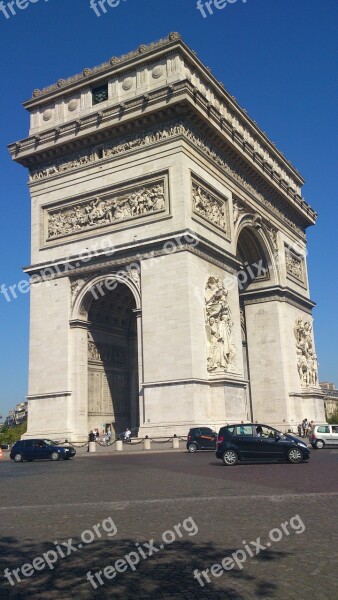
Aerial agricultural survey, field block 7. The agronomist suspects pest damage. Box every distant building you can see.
[4,402,28,426]
[320,383,338,418]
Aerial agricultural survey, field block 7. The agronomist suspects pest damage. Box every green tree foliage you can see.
[327,410,338,424]
[0,421,27,445]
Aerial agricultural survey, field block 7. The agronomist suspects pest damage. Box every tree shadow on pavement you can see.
[0,535,290,600]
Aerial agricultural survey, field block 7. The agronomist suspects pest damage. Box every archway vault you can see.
[71,272,141,322]
[70,273,142,438]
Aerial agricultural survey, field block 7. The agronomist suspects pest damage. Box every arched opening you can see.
[236,227,271,422]
[86,283,139,437]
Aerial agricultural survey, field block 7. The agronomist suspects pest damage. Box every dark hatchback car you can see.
[216,423,310,465]
[187,427,217,452]
[10,439,76,462]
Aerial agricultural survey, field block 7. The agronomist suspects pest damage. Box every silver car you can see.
[309,424,338,449]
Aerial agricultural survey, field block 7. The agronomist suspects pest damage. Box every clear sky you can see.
[0,0,337,419]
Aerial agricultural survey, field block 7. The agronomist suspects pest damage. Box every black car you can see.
[187,427,217,452]
[10,439,76,462]
[216,423,310,465]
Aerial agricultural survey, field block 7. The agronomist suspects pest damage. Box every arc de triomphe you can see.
[9,34,325,440]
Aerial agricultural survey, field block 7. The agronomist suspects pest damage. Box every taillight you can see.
[217,436,224,444]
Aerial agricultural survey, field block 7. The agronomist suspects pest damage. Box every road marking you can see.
[266,542,271,547]
[1,492,338,511]
[78,543,83,548]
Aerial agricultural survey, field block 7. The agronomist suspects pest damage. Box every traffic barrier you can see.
[116,440,123,451]
[88,441,96,453]
[144,437,151,450]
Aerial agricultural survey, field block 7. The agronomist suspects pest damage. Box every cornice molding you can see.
[10,34,308,199]
[241,285,315,313]
[23,230,241,280]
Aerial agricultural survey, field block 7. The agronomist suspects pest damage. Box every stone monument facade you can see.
[9,33,325,440]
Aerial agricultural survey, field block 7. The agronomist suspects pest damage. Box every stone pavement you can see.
[0,450,337,600]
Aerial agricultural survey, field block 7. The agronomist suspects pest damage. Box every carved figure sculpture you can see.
[47,182,166,239]
[294,317,318,386]
[192,183,227,233]
[205,276,238,374]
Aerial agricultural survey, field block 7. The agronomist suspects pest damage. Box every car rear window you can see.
[200,428,213,435]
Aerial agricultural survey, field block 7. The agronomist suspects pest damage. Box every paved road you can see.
[0,450,337,599]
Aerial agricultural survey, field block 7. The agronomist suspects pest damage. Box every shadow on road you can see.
[0,535,290,599]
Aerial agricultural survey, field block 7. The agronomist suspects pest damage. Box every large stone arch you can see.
[71,272,141,322]
[69,273,143,440]
[235,220,279,290]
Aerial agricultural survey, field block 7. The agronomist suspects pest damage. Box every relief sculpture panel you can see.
[192,178,229,238]
[45,175,167,241]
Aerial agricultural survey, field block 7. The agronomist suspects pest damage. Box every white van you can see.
[309,424,338,449]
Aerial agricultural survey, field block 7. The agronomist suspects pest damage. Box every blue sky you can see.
[0,0,337,418]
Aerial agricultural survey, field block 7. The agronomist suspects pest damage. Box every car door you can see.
[23,440,33,459]
[329,426,338,446]
[255,426,285,459]
[233,425,259,458]
[33,440,50,459]
[199,428,216,449]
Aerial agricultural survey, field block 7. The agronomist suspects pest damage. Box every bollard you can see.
[172,437,180,449]
[144,437,151,450]
[88,441,96,453]
[116,440,123,451]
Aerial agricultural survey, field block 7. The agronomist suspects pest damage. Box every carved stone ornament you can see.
[30,118,303,236]
[294,317,318,387]
[192,181,229,235]
[285,247,305,283]
[205,277,239,374]
[46,179,166,240]
[233,200,246,225]
[88,339,127,366]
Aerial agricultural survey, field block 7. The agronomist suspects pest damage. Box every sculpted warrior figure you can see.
[205,276,238,374]
[294,317,318,386]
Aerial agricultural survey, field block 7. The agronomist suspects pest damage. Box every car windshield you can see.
[43,439,57,446]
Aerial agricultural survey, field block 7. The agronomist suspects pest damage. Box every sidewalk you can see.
[75,438,187,457]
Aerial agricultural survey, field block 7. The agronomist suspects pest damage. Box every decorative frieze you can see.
[192,178,229,237]
[30,148,98,180]
[45,175,167,241]
[294,317,318,387]
[205,276,239,374]
[32,118,304,236]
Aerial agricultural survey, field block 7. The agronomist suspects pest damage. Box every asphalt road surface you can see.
[1,449,337,599]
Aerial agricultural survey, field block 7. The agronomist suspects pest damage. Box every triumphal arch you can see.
[9,34,325,440]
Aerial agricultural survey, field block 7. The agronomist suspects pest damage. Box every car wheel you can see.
[315,440,325,449]
[51,451,60,461]
[287,448,303,464]
[14,453,23,462]
[188,443,198,453]
[222,450,238,466]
